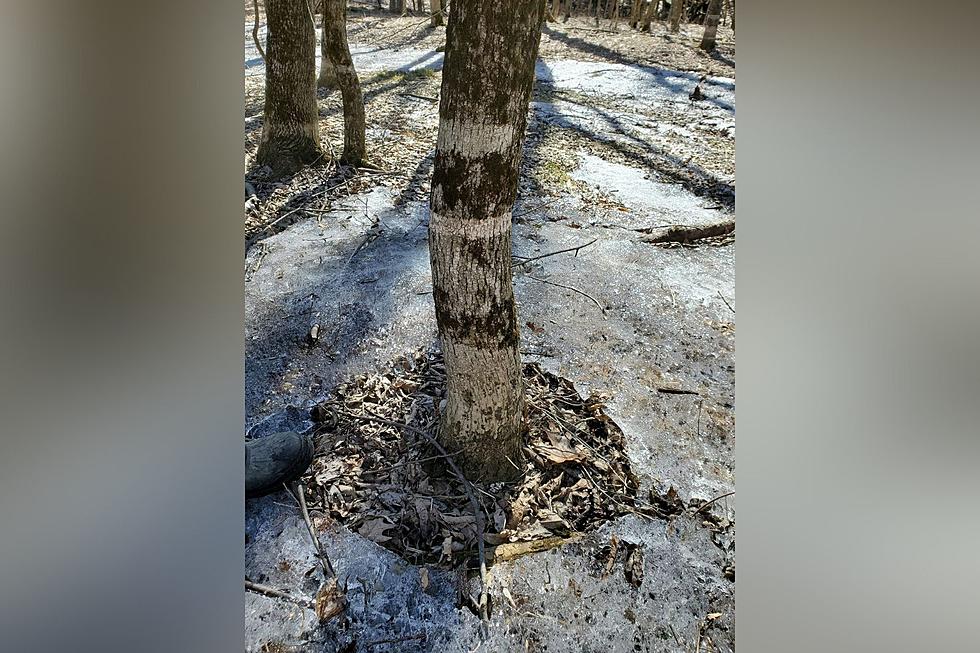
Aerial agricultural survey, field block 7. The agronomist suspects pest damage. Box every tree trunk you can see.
[251,0,266,61]
[428,0,545,481]
[668,0,683,32]
[699,0,721,50]
[551,0,562,23]
[628,0,642,27]
[430,0,444,26]
[641,0,657,31]
[322,0,366,165]
[317,1,338,89]
[256,0,323,177]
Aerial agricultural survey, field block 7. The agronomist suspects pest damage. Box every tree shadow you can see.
[244,156,437,427]
[532,59,734,210]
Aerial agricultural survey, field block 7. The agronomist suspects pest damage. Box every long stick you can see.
[287,482,336,580]
[512,239,597,266]
[245,580,315,609]
[526,274,606,314]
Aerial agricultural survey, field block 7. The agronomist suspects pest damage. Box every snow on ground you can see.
[244,19,735,653]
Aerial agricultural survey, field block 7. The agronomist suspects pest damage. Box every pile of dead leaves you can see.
[303,349,644,566]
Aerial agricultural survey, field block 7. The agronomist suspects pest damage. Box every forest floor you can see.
[244,6,734,653]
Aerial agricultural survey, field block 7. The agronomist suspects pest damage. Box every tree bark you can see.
[430,0,444,26]
[641,0,658,31]
[428,0,545,482]
[668,0,683,32]
[252,0,266,61]
[322,0,366,165]
[317,1,338,89]
[256,0,324,177]
[628,0,643,28]
[699,0,721,50]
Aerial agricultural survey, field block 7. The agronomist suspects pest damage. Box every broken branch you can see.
[512,239,597,266]
[245,580,314,609]
[644,220,734,244]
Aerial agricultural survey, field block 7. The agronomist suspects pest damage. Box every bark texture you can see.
[699,0,721,50]
[668,0,684,32]
[256,0,324,177]
[430,0,444,26]
[428,0,546,481]
[322,0,366,165]
[318,4,338,89]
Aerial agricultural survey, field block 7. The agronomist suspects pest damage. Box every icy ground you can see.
[245,19,734,653]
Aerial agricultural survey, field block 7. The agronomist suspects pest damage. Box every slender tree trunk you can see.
[629,0,643,28]
[552,0,562,23]
[428,0,545,481]
[668,0,683,32]
[322,0,366,165]
[252,0,266,61]
[430,0,444,26]
[641,0,657,31]
[318,1,338,89]
[256,0,323,177]
[699,0,721,50]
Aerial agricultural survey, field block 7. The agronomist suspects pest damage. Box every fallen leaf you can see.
[533,442,585,465]
[358,517,394,543]
[315,578,345,622]
[502,586,517,609]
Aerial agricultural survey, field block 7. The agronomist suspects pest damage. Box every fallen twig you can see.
[657,387,700,395]
[245,580,314,609]
[717,291,735,314]
[526,274,605,314]
[400,92,439,102]
[512,239,597,266]
[689,491,735,516]
[287,482,336,579]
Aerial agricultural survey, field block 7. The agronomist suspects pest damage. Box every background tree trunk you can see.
[252,0,266,61]
[428,0,545,482]
[322,0,366,165]
[317,1,338,89]
[668,0,683,32]
[629,0,643,28]
[641,0,658,31]
[430,0,444,27]
[699,0,721,50]
[256,0,323,177]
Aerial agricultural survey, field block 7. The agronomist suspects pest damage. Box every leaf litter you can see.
[303,348,670,567]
